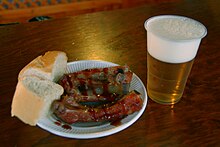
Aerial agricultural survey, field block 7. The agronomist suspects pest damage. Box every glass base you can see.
[147,89,182,105]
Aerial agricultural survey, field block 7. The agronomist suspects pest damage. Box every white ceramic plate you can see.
[37,60,147,139]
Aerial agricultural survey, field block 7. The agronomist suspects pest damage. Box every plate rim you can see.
[37,60,148,139]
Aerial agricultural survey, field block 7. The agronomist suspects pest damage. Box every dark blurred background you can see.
[0,0,178,24]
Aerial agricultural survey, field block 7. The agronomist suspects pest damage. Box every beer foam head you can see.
[144,15,207,63]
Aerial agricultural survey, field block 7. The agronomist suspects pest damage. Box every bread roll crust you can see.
[11,51,67,126]
[18,51,67,82]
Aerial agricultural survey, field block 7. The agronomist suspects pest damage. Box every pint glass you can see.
[144,15,207,104]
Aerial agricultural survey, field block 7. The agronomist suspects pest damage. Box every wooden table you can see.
[1,0,220,146]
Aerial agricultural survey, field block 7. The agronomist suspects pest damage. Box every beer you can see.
[144,15,207,104]
[147,52,194,104]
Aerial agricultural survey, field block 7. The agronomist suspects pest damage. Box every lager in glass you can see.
[144,15,207,104]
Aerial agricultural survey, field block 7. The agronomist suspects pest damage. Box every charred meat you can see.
[59,65,133,102]
[52,65,143,124]
[52,91,143,124]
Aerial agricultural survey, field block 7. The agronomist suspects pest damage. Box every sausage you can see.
[52,91,143,124]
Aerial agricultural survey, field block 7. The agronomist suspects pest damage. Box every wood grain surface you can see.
[0,0,220,146]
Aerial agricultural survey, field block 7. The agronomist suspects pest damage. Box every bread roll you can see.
[18,51,67,82]
[11,76,64,126]
[11,51,67,126]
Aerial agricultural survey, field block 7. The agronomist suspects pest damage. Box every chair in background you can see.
[0,0,178,24]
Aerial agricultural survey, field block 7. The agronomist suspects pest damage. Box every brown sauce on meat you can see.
[53,66,139,125]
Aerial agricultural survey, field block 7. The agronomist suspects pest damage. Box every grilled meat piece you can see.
[52,91,143,124]
[59,65,133,102]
